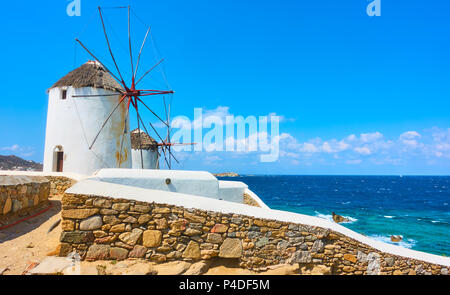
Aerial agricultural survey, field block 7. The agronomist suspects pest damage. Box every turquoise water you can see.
[219,175,450,256]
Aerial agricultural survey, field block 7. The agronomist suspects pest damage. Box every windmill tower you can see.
[131,128,159,169]
[43,60,132,175]
[44,6,188,174]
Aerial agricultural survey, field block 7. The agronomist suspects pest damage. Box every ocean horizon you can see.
[218,175,450,257]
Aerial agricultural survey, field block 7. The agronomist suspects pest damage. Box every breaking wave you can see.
[314,211,358,224]
[368,234,416,249]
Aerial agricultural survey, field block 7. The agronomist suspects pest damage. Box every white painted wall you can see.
[90,168,219,199]
[131,148,159,169]
[218,180,247,203]
[43,87,131,176]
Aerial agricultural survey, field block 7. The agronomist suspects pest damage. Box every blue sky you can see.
[1,0,449,175]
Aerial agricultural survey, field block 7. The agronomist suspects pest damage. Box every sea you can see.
[218,175,450,257]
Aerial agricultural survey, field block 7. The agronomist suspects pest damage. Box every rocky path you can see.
[0,196,62,275]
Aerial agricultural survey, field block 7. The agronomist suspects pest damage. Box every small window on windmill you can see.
[61,89,67,100]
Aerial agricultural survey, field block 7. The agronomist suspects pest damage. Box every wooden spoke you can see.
[135,100,144,169]
[134,27,151,80]
[72,93,123,97]
[75,6,184,169]
[135,58,164,86]
[118,104,130,167]
[139,91,174,97]
[128,6,134,82]
[136,97,169,127]
[98,7,127,87]
[136,111,161,157]
[89,95,126,149]
[75,38,124,87]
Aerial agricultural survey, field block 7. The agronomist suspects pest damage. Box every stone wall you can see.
[59,193,449,275]
[0,176,50,221]
[243,193,261,207]
[46,176,77,196]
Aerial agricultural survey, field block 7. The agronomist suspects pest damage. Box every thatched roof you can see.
[131,129,158,150]
[49,61,123,93]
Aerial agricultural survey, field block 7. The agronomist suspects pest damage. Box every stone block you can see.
[143,230,162,248]
[62,208,99,219]
[79,216,103,231]
[219,238,242,258]
[60,231,94,244]
[110,247,128,260]
[86,244,110,261]
[182,241,201,259]
[119,228,143,246]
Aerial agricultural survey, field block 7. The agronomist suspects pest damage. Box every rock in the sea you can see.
[332,212,349,223]
[390,235,403,242]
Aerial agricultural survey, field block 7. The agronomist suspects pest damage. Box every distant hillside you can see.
[0,155,43,171]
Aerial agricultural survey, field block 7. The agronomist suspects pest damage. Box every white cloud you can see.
[360,131,383,143]
[400,131,421,140]
[275,128,441,164]
[346,134,357,142]
[354,146,371,155]
[399,131,422,148]
[171,126,450,171]
[321,142,333,153]
[302,143,319,153]
[268,112,296,123]
[1,144,20,151]
[1,144,35,158]
[346,159,362,164]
